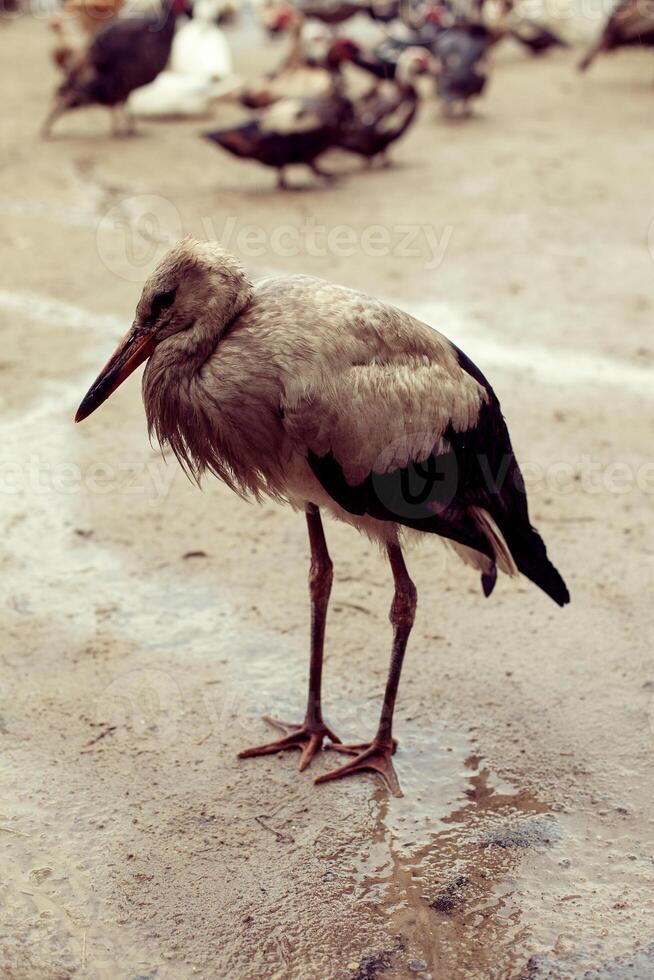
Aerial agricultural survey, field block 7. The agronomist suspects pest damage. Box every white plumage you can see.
[129,71,236,117]
[129,1,235,118]
[170,1,232,78]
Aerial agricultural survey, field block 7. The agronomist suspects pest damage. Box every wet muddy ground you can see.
[1,13,654,979]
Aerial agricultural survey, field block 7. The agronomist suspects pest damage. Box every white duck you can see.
[129,73,234,118]
[170,0,232,78]
[129,0,235,118]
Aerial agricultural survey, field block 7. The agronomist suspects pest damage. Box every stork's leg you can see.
[238,505,341,771]
[315,542,416,797]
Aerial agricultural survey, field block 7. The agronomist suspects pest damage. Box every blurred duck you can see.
[42,0,190,137]
[206,0,241,23]
[128,0,235,117]
[578,0,654,71]
[63,0,123,36]
[347,8,446,80]
[240,32,358,108]
[49,17,79,73]
[300,0,400,22]
[49,0,123,75]
[363,6,492,115]
[203,91,351,188]
[432,23,495,117]
[129,72,238,118]
[262,0,398,26]
[262,5,333,66]
[170,0,233,78]
[349,36,403,80]
[337,46,437,165]
[508,17,568,55]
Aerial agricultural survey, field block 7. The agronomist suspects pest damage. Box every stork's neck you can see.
[143,274,253,406]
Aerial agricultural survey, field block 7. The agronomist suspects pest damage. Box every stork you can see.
[76,239,570,796]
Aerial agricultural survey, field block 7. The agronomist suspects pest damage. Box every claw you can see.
[238,715,341,771]
[316,739,403,797]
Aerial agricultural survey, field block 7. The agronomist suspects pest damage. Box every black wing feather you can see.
[307,346,570,607]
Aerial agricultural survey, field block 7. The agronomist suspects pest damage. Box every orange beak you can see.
[75,327,155,422]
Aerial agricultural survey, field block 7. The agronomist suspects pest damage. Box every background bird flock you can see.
[23,0,652,185]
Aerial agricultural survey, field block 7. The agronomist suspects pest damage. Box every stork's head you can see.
[75,238,252,422]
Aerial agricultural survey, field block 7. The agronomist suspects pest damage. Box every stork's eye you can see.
[148,288,177,323]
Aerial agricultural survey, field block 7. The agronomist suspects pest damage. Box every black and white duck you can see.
[204,90,351,188]
[337,46,437,165]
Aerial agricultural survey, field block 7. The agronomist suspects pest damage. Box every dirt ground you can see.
[1,12,654,980]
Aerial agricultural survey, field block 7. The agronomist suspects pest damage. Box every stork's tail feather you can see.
[506,524,570,607]
[471,506,570,607]
[470,507,518,578]
[481,564,497,598]
[514,548,570,607]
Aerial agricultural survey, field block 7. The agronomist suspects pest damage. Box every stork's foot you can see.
[315,738,402,797]
[238,716,342,771]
